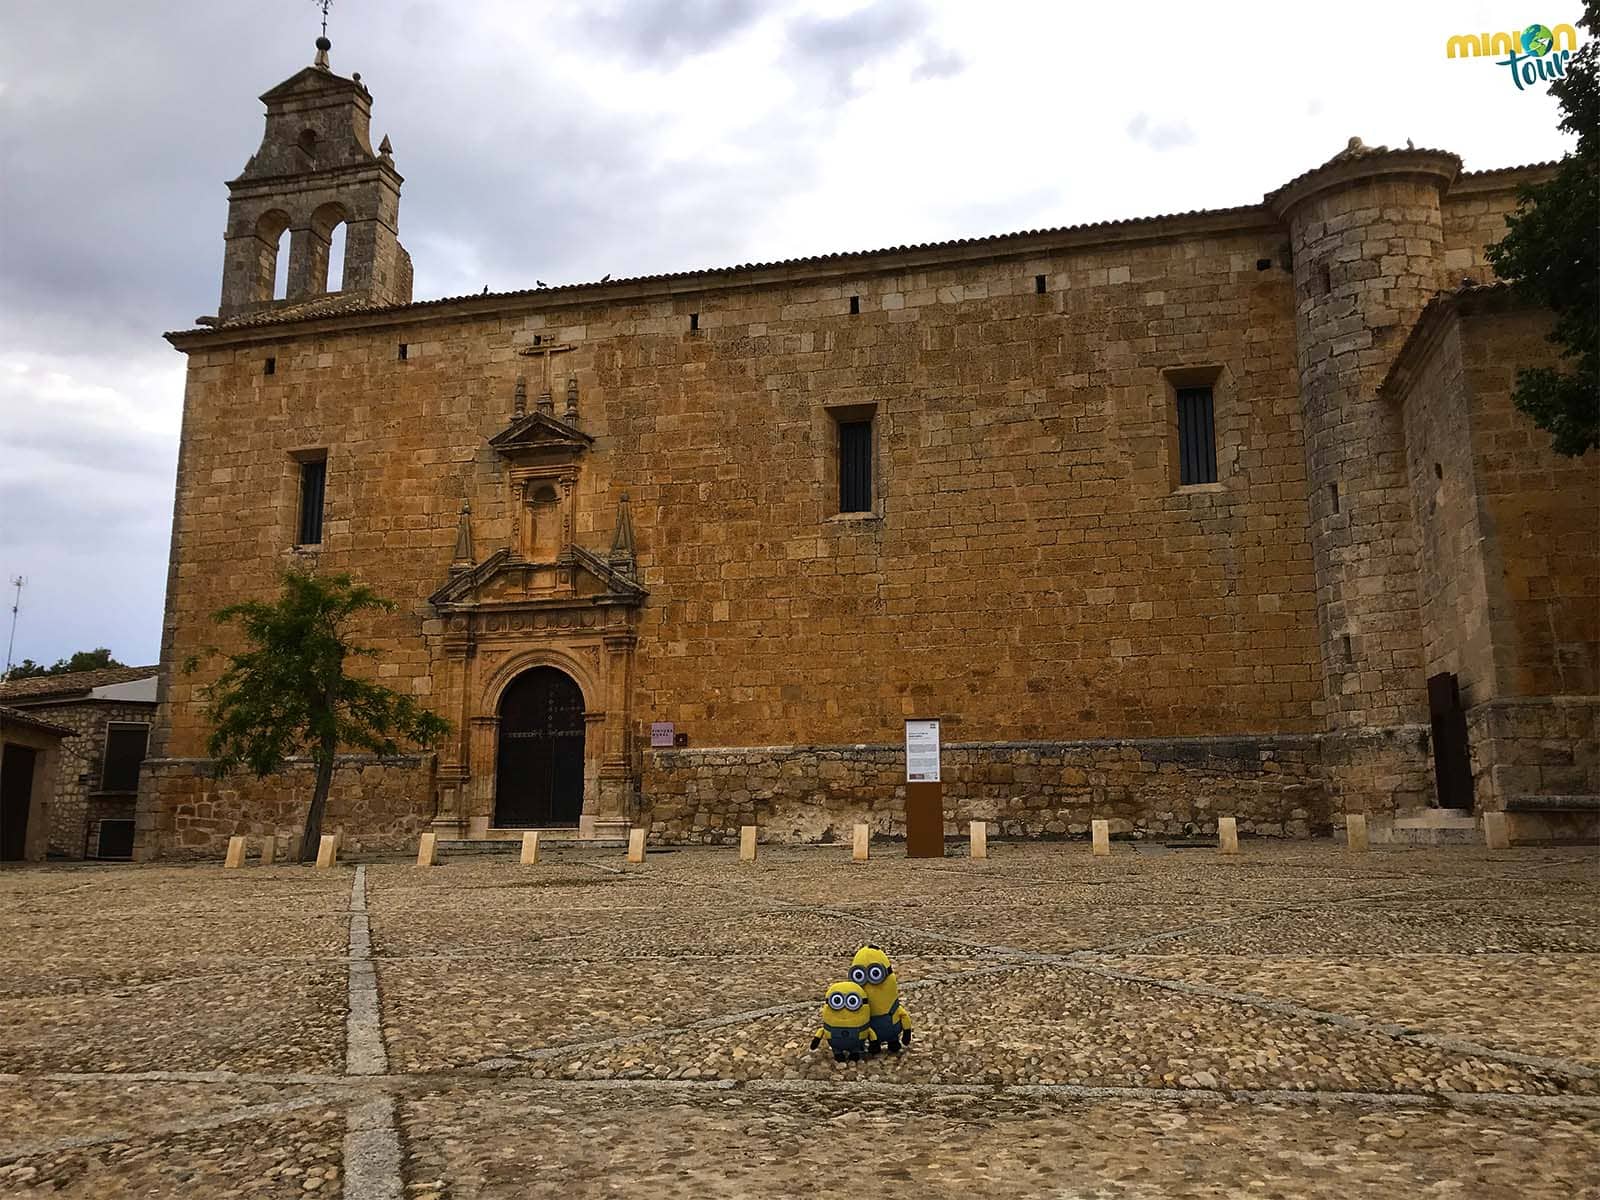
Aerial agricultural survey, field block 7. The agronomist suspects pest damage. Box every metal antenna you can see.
[4,576,24,679]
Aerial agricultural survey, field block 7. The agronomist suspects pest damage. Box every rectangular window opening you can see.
[689,312,699,332]
[849,295,860,315]
[100,724,149,793]
[397,342,409,360]
[264,356,276,376]
[1034,274,1048,294]
[838,419,873,513]
[1342,633,1353,660]
[1175,387,1218,486]
[1329,482,1340,514]
[297,455,328,546]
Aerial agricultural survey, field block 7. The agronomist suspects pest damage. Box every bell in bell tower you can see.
[215,34,412,319]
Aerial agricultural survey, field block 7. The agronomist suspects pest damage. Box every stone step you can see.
[1390,808,1480,847]
[1392,808,1477,830]
[1504,794,1600,813]
[436,838,631,854]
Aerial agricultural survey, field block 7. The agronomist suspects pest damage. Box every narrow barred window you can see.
[1175,387,1217,485]
[298,457,327,545]
[838,420,873,513]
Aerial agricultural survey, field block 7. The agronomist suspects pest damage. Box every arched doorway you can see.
[495,666,585,827]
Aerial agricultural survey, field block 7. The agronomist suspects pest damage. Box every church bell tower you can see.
[215,35,412,319]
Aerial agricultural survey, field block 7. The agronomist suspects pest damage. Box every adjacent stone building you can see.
[1,707,73,862]
[134,43,1598,858]
[0,666,158,858]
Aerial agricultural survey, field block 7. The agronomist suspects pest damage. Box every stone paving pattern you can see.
[0,842,1596,1197]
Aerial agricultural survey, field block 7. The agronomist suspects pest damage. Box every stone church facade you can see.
[134,47,1597,858]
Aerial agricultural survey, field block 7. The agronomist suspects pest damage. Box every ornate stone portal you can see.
[427,378,645,840]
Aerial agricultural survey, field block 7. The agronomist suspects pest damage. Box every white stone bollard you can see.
[1483,810,1510,850]
[415,831,437,868]
[1218,817,1239,855]
[1345,813,1369,852]
[224,836,246,869]
[260,835,277,866]
[627,828,647,864]
[739,825,758,861]
[969,820,987,859]
[852,823,870,862]
[1091,819,1110,857]
[520,831,541,865]
[315,834,338,870]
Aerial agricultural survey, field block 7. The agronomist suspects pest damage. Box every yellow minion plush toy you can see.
[850,944,913,1052]
[810,981,877,1061]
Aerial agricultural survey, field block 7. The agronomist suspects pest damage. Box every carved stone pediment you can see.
[429,547,645,612]
[488,411,593,464]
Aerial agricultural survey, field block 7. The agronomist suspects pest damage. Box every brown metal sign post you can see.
[904,718,945,858]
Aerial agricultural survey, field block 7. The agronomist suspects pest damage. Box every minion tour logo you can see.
[1446,23,1582,91]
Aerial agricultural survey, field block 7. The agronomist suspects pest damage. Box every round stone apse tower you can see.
[1267,142,1461,806]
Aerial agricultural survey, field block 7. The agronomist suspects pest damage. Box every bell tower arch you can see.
[217,37,412,318]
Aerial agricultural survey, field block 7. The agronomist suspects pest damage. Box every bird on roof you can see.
[536,280,547,288]
[1406,138,1415,149]
[600,273,612,282]
[482,285,488,294]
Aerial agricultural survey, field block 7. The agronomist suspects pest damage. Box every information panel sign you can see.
[905,718,941,783]
[650,722,676,748]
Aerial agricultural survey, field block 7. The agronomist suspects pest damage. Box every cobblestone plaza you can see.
[1,841,1596,1197]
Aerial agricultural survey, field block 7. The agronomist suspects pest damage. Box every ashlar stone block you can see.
[1483,810,1510,850]
[1218,816,1240,855]
[416,831,437,868]
[1091,819,1110,857]
[627,827,647,863]
[315,834,338,870]
[1345,813,1369,851]
[520,831,540,864]
[739,825,757,861]
[969,820,987,859]
[852,823,870,862]
[224,836,246,869]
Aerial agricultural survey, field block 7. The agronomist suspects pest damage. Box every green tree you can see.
[3,647,126,681]
[188,571,450,862]
[1485,2,1600,456]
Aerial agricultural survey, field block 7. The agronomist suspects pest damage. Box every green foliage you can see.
[194,571,450,778]
[4,647,126,681]
[1484,0,1600,456]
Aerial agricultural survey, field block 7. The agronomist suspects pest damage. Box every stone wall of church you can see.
[640,734,1333,845]
[138,755,433,859]
[140,161,1547,854]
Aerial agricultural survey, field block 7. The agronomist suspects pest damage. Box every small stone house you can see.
[1,708,72,862]
[0,666,159,858]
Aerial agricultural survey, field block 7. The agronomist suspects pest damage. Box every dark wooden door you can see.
[1,745,37,861]
[1427,671,1475,810]
[495,668,585,827]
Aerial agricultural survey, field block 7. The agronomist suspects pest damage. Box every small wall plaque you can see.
[650,722,675,748]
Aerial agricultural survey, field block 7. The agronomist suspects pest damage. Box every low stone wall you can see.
[135,755,436,860]
[1468,696,1600,810]
[640,735,1338,845]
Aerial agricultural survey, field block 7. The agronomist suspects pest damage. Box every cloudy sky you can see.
[0,0,1582,669]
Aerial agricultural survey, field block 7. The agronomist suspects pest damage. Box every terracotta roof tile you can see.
[0,664,159,703]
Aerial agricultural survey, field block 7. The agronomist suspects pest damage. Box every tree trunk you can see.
[298,739,337,862]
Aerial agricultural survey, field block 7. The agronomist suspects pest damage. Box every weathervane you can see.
[314,0,332,38]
